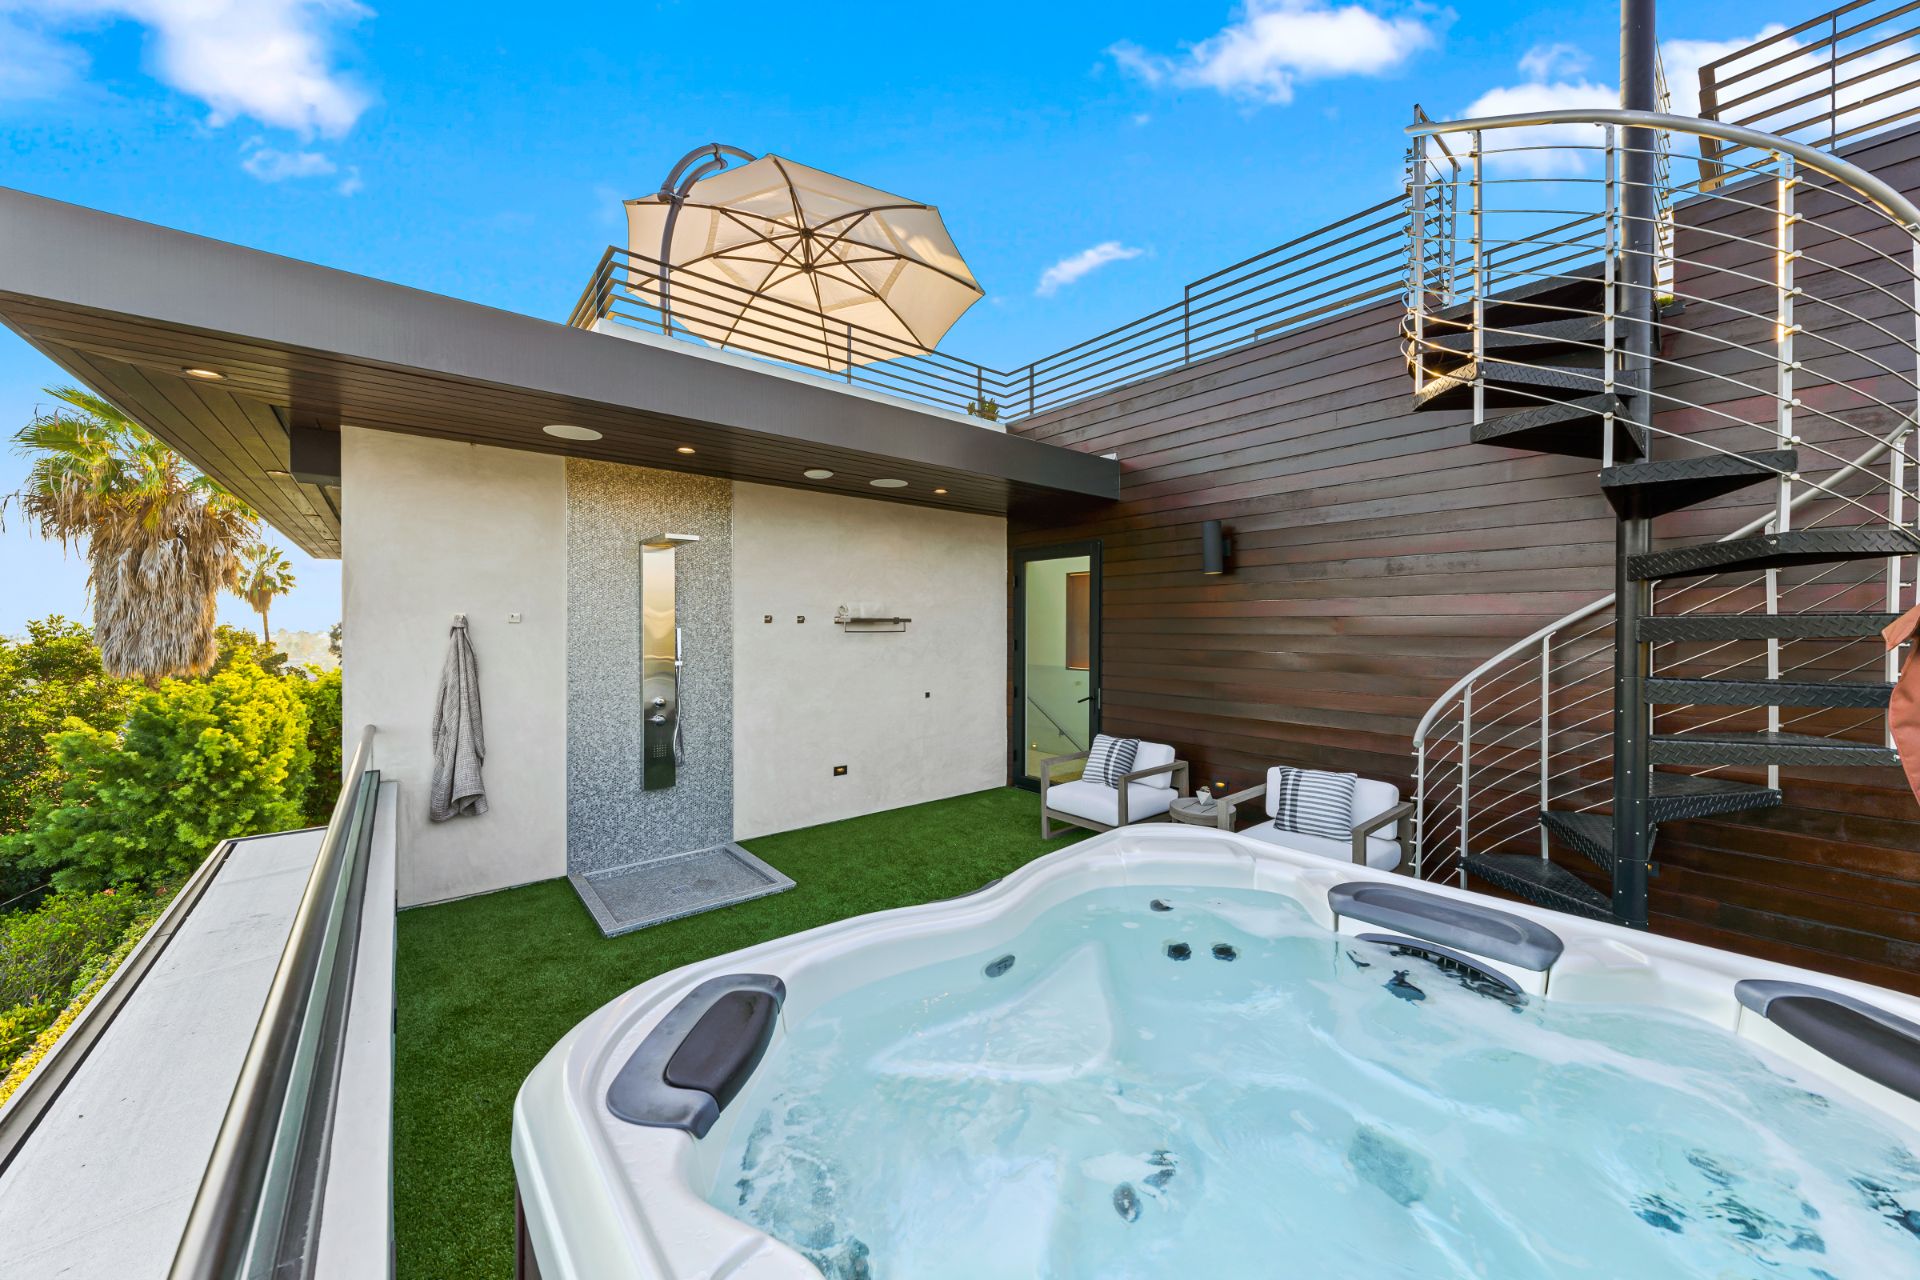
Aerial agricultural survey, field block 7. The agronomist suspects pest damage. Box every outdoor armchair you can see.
[1040,741,1189,838]
[1216,768,1415,871]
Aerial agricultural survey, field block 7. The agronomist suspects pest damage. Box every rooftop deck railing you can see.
[569,194,1439,424]
[1698,0,1920,184]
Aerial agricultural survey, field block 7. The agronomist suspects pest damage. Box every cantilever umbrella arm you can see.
[656,143,757,330]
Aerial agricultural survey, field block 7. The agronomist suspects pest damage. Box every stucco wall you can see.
[340,429,567,907]
[731,482,1008,839]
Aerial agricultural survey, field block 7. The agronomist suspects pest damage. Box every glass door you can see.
[1013,543,1100,788]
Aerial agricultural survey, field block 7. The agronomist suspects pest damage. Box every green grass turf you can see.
[393,785,1084,1280]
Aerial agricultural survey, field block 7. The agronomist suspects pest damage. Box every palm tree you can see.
[233,542,298,645]
[5,387,257,681]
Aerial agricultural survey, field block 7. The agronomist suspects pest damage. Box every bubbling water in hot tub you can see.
[704,887,1920,1279]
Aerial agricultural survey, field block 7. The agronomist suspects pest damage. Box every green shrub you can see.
[0,619,134,899]
[3,658,312,892]
[0,902,158,1100]
[0,887,145,1008]
[296,668,344,826]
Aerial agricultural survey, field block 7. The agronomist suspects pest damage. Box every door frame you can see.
[1010,540,1103,790]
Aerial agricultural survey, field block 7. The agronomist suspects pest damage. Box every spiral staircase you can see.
[1405,109,1920,925]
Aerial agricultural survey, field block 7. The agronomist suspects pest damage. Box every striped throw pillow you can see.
[1085,734,1140,789]
[1271,767,1357,842]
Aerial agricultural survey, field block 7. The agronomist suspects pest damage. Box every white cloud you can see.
[241,143,336,182]
[1517,42,1587,84]
[1112,0,1441,106]
[1036,241,1144,297]
[0,12,89,103]
[1459,67,1619,177]
[12,0,372,136]
[335,165,362,196]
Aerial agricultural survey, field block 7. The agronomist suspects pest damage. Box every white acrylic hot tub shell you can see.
[512,825,1920,1280]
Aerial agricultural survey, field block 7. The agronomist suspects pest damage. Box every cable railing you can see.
[169,726,382,1280]
[1403,108,1920,885]
[1699,0,1920,186]
[569,193,1442,424]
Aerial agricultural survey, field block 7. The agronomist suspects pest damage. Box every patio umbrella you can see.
[625,146,983,373]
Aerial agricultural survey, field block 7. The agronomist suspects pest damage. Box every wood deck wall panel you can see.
[1013,123,1920,994]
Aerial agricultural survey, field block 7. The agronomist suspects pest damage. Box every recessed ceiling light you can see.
[803,468,834,480]
[542,423,602,441]
[181,367,224,381]
[933,487,948,495]
[266,468,292,479]
[676,445,697,455]
[870,478,907,489]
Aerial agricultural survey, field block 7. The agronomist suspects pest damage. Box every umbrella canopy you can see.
[625,152,983,372]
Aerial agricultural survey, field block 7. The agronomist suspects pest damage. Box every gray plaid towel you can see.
[429,617,487,821]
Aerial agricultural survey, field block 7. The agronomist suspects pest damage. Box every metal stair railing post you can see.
[1539,634,1553,859]
[1605,124,1620,468]
[1900,239,1920,743]
[1409,128,1428,398]
[1459,685,1472,887]
[1471,129,1486,427]
[1770,152,1800,791]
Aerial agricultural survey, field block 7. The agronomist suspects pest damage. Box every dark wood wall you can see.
[1011,126,1920,995]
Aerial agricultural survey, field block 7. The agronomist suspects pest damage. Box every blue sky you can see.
[0,0,1826,636]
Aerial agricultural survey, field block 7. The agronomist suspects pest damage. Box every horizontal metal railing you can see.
[1403,108,1920,886]
[170,726,382,1280]
[569,195,1437,424]
[1699,0,1920,184]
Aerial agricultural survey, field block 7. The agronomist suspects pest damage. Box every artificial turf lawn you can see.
[393,785,1085,1280]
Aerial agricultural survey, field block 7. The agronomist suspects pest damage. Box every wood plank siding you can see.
[1011,124,1920,994]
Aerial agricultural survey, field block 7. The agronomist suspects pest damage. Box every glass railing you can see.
[168,726,382,1280]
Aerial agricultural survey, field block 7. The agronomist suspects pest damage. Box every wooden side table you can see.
[1169,795,1227,827]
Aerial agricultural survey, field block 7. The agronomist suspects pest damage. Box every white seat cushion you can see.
[1264,771,1403,840]
[1240,821,1403,872]
[1046,779,1176,827]
[1130,740,1178,789]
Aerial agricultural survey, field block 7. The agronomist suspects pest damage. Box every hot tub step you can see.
[1462,853,1612,921]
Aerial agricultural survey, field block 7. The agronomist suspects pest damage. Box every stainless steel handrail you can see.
[169,725,380,1280]
[1406,107,1920,229]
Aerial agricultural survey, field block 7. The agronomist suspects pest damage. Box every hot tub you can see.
[512,826,1920,1279]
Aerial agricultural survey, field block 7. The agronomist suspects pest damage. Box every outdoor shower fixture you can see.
[641,533,699,790]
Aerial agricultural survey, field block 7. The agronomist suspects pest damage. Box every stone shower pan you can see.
[568,843,793,937]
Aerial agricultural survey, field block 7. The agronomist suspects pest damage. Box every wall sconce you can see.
[1202,520,1232,576]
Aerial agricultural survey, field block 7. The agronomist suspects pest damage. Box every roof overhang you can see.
[0,186,1118,558]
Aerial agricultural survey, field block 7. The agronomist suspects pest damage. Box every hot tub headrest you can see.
[1736,979,1920,1104]
[1328,882,1565,972]
[607,973,786,1137]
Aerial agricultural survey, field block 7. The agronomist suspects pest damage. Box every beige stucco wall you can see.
[730,482,1008,840]
[340,429,568,907]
